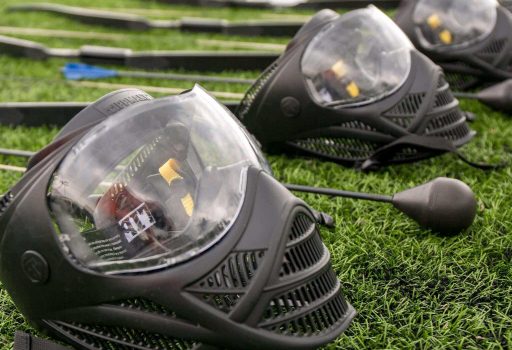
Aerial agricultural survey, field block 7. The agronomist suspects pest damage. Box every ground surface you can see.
[0,0,511,349]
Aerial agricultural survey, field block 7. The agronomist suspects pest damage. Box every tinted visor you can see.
[413,0,497,49]
[48,86,268,274]
[301,6,413,107]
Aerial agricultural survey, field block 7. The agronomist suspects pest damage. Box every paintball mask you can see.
[0,87,355,350]
[395,0,512,90]
[239,6,477,170]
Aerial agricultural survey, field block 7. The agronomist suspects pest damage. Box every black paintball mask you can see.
[239,6,477,170]
[395,0,512,91]
[0,87,355,350]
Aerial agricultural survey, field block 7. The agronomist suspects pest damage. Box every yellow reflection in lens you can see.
[159,159,182,185]
[181,193,194,217]
[427,14,442,29]
[346,81,360,98]
[439,30,453,44]
[332,60,347,78]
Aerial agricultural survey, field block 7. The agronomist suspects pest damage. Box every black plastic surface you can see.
[0,89,355,350]
[392,177,477,235]
[0,36,278,72]
[239,10,476,169]
[395,0,512,91]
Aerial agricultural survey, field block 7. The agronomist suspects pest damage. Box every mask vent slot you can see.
[383,93,425,117]
[109,298,176,317]
[289,137,381,161]
[428,123,472,142]
[338,121,377,131]
[280,216,326,278]
[443,62,482,90]
[437,75,448,88]
[0,191,13,215]
[237,61,279,121]
[191,251,265,290]
[193,293,243,313]
[425,110,465,133]
[262,267,339,322]
[51,321,197,350]
[186,250,265,313]
[433,89,455,108]
[260,211,353,338]
[476,38,508,59]
[288,213,315,242]
[263,292,349,336]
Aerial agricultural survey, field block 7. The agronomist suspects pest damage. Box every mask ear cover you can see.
[0,89,356,350]
[239,10,475,169]
[395,0,512,91]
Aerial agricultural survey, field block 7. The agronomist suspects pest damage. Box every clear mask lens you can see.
[413,0,497,49]
[48,86,268,274]
[301,6,413,107]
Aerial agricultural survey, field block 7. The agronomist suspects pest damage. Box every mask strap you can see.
[359,134,508,171]
[14,331,71,350]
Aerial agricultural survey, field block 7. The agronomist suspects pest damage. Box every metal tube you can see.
[284,183,393,203]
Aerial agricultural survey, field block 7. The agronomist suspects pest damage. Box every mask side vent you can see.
[382,93,426,129]
[0,191,13,215]
[338,121,376,131]
[428,123,473,142]
[433,88,455,108]
[424,76,474,146]
[442,62,481,90]
[279,227,326,278]
[476,38,508,60]
[193,293,243,313]
[185,250,265,313]
[288,213,314,241]
[384,93,425,115]
[109,298,176,317]
[237,61,279,121]
[290,137,381,161]
[279,213,326,278]
[262,267,339,322]
[50,321,197,350]
[425,110,464,133]
[259,211,353,337]
[262,285,348,336]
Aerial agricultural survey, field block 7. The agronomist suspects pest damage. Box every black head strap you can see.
[14,331,71,350]
[359,134,508,171]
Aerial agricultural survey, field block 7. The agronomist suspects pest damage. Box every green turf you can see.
[0,0,511,349]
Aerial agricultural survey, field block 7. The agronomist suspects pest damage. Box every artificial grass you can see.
[0,0,511,349]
